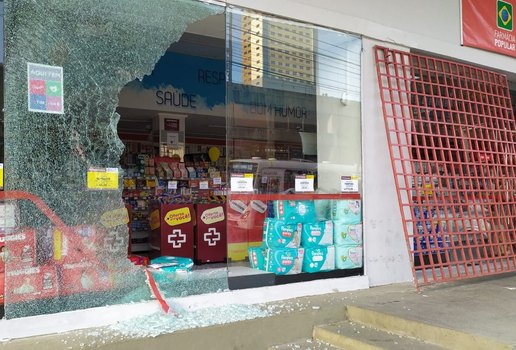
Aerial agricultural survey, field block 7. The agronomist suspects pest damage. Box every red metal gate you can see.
[374,46,516,288]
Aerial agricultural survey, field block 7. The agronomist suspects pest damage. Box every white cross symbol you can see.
[168,229,186,248]
[204,228,220,246]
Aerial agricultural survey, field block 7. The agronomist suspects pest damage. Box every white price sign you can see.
[230,173,254,192]
[168,180,178,190]
[213,177,222,185]
[200,181,209,190]
[341,176,359,193]
[295,175,315,192]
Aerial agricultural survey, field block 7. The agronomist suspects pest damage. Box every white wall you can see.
[361,38,413,285]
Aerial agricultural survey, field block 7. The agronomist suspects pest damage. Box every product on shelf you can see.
[248,198,363,274]
[333,223,363,246]
[262,218,301,249]
[302,245,335,273]
[248,246,267,270]
[301,221,334,247]
[331,200,361,223]
[273,200,316,223]
[266,247,304,275]
[335,244,363,269]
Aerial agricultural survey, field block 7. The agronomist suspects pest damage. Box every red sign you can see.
[164,118,179,131]
[462,0,516,58]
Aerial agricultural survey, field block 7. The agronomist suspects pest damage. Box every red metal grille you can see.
[374,46,516,288]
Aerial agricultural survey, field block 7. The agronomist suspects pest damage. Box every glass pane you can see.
[226,8,363,288]
[3,0,225,319]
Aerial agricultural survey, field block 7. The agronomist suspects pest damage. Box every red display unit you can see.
[149,203,195,259]
[195,203,226,263]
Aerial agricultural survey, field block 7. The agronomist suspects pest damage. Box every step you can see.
[269,338,343,350]
[345,305,513,350]
[314,321,444,350]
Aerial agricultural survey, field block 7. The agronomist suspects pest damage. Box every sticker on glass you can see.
[27,63,64,114]
[87,167,119,190]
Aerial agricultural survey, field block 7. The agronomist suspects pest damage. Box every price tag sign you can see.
[341,175,359,193]
[213,177,222,185]
[87,167,119,190]
[200,180,209,190]
[168,180,178,190]
[230,173,254,192]
[295,175,315,192]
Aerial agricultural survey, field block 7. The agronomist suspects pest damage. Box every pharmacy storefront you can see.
[1,0,516,343]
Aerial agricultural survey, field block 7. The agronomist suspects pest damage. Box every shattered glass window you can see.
[2,0,225,318]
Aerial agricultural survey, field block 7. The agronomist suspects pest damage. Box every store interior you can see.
[115,12,364,289]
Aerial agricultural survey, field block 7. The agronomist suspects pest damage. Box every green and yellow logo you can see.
[498,0,513,31]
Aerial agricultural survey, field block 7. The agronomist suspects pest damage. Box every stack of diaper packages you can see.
[300,199,335,273]
[248,199,362,274]
[248,200,313,275]
[332,200,363,269]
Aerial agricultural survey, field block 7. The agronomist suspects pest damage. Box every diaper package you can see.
[331,200,361,224]
[248,246,267,270]
[301,221,334,247]
[335,244,363,269]
[302,245,335,273]
[333,222,363,246]
[314,200,331,221]
[274,200,316,223]
[149,256,194,273]
[262,218,302,248]
[266,247,304,275]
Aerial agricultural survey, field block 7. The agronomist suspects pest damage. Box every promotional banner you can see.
[462,0,515,58]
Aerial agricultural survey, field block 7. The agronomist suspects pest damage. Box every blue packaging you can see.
[248,246,267,270]
[315,200,332,221]
[331,200,361,223]
[274,200,316,223]
[266,247,304,275]
[149,256,194,273]
[262,218,302,248]
[335,244,363,269]
[302,245,335,273]
[301,221,334,247]
[333,222,363,246]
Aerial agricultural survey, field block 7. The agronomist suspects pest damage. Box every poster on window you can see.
[27,63,64,114]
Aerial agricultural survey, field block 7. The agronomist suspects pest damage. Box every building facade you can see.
[1,0,515,341]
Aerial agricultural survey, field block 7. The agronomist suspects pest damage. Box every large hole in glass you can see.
[3,0,224,319]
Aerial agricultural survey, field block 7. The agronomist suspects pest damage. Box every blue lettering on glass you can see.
[142,52,224,108]
[156,90,197,109]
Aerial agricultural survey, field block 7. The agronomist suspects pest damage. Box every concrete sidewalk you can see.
[1,273,516,349]
[340,272,516,348]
